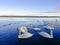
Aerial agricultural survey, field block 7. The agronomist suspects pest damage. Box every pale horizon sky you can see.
[0,0,60,16]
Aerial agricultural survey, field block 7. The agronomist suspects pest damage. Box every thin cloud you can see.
[54,6,60,11]
[43,6,60,13]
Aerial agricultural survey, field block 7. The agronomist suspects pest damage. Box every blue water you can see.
[0,20,60,45]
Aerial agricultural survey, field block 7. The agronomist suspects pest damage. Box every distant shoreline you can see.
[0,16,60,18]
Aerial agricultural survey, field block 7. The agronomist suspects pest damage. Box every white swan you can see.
[32,28,41,31]
[44,24,54,30]
[38,24,54,38]
[28,23,41,31]
[38,31,53,38]
[17,26,33,39]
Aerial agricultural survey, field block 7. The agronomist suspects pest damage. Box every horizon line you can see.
[0,16,60,18]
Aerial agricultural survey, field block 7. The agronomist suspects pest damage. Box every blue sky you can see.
[0,0,60,15]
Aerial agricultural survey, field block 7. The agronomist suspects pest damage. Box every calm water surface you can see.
[0,20,60,45]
